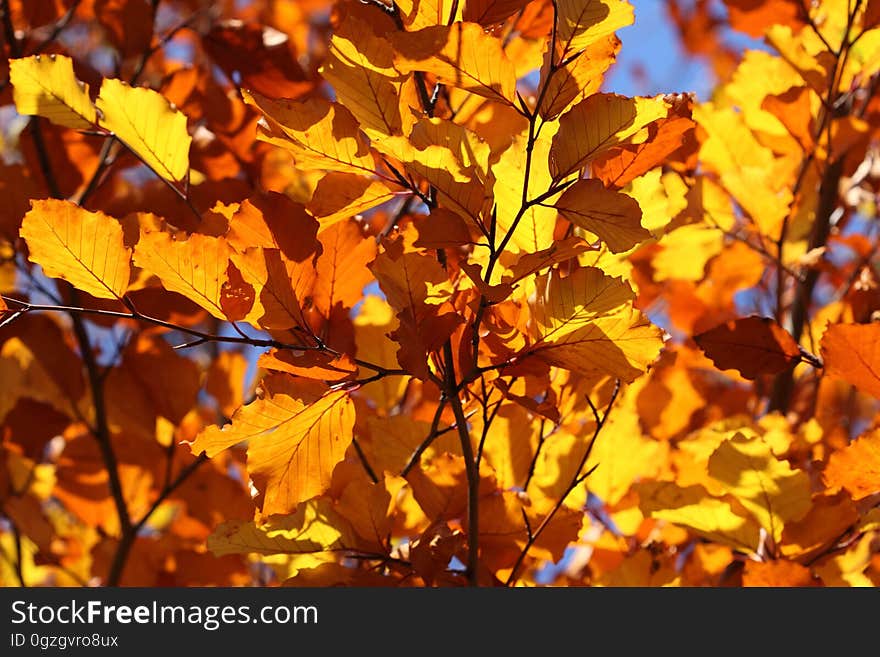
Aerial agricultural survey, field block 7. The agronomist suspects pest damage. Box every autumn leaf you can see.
[190,375,355,515]
[9,55,96,130]
[20,200,131,300]
[96,78,192,183]
[695,316,804,380]
[821,323,880,398]
[723,0,805,38]
[528,266,665,382]
[556,0,635,57]
[321,14,412,137]
[823,430,880,501]
[555,178,650,253]
[742,560,816,587]
[637,481,762,552]
[392,22,516,103]
[550,93,667,181]
[307,174,398,228]
[208,499,357,556]
[133,230,234,320]
[707,432,811,542]
[243,91,376,176]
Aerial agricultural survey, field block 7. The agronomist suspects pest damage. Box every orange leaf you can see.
[206,351,249,419]
[723,0,805,38]
[761,86,814,151]
[191,374,355,515]
[820,323,880,398]
[20,200,131,300]
[742,560,816,587]
[823,430,880,501]
[314,219,377,317]
[258,349,357,383]
[694,316,803,380]
[132,230,232,319]
[226,192,320,263]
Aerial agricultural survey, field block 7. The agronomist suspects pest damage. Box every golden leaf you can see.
[550,93,666,181]
[392,22,516,103]
[529,266,664,382]
[132,231,232,319]
[96,78,191,183]
[556,0,635,57]
[208,499,356,556]
[244,91,376,176]
[190,375,355,515]
[708,432,811,542]
[20,200,130,300]
[9,55,96,130]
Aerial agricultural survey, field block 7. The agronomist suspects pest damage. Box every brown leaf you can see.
[694,316,803,380]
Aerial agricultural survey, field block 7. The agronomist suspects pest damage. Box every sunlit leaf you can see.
[96,78,192,183]
[9,55,96,130]
[20,200,130,300]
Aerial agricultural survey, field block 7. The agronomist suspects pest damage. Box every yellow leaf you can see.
[133,230,232,320]
[637,481,762,553]
[550,93,667,181]
[814,533,878,587]
[244,91,376,176]
[353,296,408,411]
[585,392,667,506]
[374,136,485,224]
[396,0,463,29]
[96,78,191,183]
[556,0,635,57]
[472,403,540,490]
[491,127,558,254]
[20,200,130,300]
[693,103,793,237]
[555,178,650,253]
[207,499,356,557]
[539,35,621,120]
[321,15,412,138]
[529,266,665,382]
[708,432,811,542]
[392,22,516,103]
[191,375,355,515]
[9,55,96,130]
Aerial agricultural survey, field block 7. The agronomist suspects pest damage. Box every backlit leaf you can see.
[708,432,811,542]
[821,323,880,399]
[823,430,880,501]
[529,266,664,382]
[9,55,96,130]
[190,375,355,515]
[556,0,635,57]
[550,93,667,180]
[392,22,516,103]
[20,200,130,300]
[555,178,650,253]
[96,78,192,183]
[208,499,356,556]
[132,231,232,319]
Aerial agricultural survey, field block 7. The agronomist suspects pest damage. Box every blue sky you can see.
[605,0,716,99]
